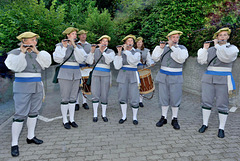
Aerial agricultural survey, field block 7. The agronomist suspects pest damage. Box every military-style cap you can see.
[213,27,231,39]
[16,32,39,41]
[136,37,143,42]
[78,30,88,35]
[62,27,79,35]
[166,30,183,38]
[97,35,111,41]
[122,34,136,42]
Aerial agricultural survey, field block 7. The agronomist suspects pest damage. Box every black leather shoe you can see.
[69,121,78,128]
[26,137,43,144]
[218,129,225,138]
[133,120,138,125]
[119,118,127,124]
[156,116,167,127]
[75,104,80,111]
[171,117,180,130]
[139,102,144,107]
[102,116,108,122]
[198,125,208,133]
[93,117,98,122]
[63,122,71,129]
[82,103,89,110]
[11,145,19,157]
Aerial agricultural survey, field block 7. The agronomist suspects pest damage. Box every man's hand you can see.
[62,39,68,48]
[20,43,27,53]
[31,44,39,54]
[203,43,210,49]
[116,46,122,56]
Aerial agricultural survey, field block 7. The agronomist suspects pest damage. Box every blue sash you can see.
[15,77,42,82]
[160,69,182,75]
[121,67,138,71]
[61,65,80,69]
[94,67,110,72]
[205,70,236,90]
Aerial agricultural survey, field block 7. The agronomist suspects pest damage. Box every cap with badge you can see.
[166,30,183,38]
[213,27,231,39]
[16,32,39,41]
[97,35,111,41]
[62,27,79,35]
[122,34,136,42]
[136,37,143,42]
[78,30,88,35]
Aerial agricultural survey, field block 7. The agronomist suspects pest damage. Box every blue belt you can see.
[61,65,80,69]
[15,77,42,82]
[94,67,110,72]
[121,67,138,71]
[160,69,182,75]
[79,64,89,67]
[205,70,236,90]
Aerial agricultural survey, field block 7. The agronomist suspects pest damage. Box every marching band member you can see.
[5,32,51,157]
[135,37,154,107]
[75,30,91,111]
[53,27,87,129]
[197,27,239,138]
[152,30,188,130]
[114,34,141,125]
[85,35,115,122]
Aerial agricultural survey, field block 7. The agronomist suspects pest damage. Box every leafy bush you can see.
[0,0,66,53]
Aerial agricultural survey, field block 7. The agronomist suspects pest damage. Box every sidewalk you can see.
[0,83,239,160]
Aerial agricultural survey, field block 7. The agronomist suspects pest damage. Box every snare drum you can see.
[80,67,92,95]
[138,68,155,94]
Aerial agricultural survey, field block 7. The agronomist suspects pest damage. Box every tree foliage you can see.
[0,0,66,53]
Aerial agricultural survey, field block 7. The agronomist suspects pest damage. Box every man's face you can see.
[168,34,180,44]
[217,31,229,41]
[78,34,87,41]
[100,38,109,46]
[67,31,77,39]
[23,37,37,45]
[125,38,134,46]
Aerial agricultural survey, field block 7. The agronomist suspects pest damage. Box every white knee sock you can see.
[101,104,107,117]
[162,106,169,119]
[93,103,99,117]
[172,107,179,119]
[12,122,23,146]
[139,95,143,103]
[132,108,138,120]
[61,104,69,124]
[219,113,228,130]
[202,109,211,126]
[27,117,37,140]
[121,104,127,120]
[69,103,76,122]
[82,94,87,104]
[76,91,80,104]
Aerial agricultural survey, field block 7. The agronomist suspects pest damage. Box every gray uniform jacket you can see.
[6,49,49,93]
[201,45,236,85]
[116,49,141,84]
[53,43,86,80]
[155,45,188,84]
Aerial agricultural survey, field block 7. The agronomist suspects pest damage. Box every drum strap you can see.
[160,48,172,63]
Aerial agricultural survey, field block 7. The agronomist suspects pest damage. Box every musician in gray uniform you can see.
[75,30,91,110]
[114,34,141,125]
[53,27,87,129]
[152,30,188,130]
[135,37,154,107]
[197,27,239,138]
[85,35,115,122]
[4,32,51,157]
